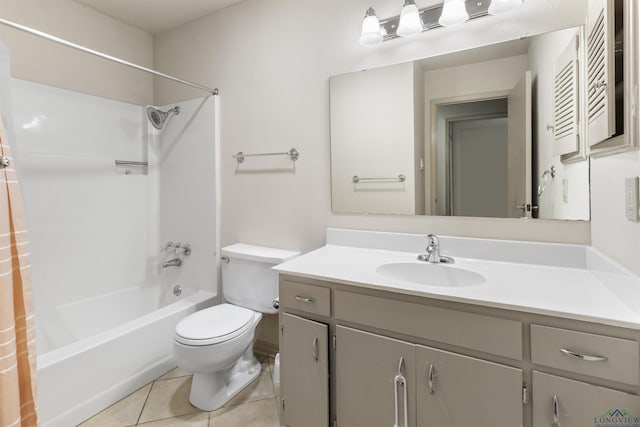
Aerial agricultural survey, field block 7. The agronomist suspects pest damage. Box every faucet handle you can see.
[161,241,175,251]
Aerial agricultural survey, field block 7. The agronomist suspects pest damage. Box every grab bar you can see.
[353,174,406,184]
[115,160,148,167]
[537,166,556,197]
[233,148,299,164]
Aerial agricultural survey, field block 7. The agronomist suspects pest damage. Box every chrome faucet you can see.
[417,234,454,264]
[162,258,182,268]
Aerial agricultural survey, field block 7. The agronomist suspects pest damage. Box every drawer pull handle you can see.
[312,336,319,362]
[560,348,608,362]
[427,363,436,394]
[295,296,315,303]
[552,394,559,427]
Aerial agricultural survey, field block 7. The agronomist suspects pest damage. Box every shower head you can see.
[146,106,180,130]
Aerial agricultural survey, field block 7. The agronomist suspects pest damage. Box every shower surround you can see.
[9,78,219,426]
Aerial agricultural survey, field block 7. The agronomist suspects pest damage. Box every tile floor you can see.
[78,356,280,427]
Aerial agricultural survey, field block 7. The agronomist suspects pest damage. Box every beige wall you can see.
[0,0,154,105]
[154,0,589,254]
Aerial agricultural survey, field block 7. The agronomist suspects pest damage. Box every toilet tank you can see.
[221,244,300,314]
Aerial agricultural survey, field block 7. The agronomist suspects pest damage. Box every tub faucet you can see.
[162,258,182,268]
[418,234,454,264]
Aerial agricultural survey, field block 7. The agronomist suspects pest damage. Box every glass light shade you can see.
[439,0,469,27]
[396,1,423,38]
[359,8,383,46]
[488,0,523,15]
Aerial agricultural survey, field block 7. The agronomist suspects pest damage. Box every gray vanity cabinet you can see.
[280,313,329,427]
[532,371,640,427]
[415,345,523,427]
[279,275,640,427]
[336,325,416,427]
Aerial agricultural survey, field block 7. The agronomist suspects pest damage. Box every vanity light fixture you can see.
[397,0,424,37]
[359,7,384,46]
[359,0,524,46]
[439,0,469,27]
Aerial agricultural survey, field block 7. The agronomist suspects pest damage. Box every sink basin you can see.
[376,262,485,287]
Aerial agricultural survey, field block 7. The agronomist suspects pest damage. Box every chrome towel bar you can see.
[352,174,406,183]
[233,148,299,164]
[115,160,148,167]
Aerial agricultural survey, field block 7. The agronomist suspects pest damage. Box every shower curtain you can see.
[0,118,38,427]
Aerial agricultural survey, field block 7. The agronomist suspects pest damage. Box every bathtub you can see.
[36,285,216,427]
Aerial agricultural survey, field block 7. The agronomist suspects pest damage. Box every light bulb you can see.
[359,7,383,46]
[439,0,468,27]
[488,0,523,15]
[397,0,423,38]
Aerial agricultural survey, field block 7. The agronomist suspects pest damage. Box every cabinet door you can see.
[533,371,640,427]
[336,326,416,427]
[586,0,616,146]
[416,345,522,427]
[280,313,329,427]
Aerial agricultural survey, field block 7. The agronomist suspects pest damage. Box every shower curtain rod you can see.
[0,18,219,95]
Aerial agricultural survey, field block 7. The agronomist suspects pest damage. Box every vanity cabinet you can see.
[415,345,522,427]
[278,275,640,427]
[532,371,640,427]
[336,326,416,427]
[335,327,523,427]
[279,313,329,427]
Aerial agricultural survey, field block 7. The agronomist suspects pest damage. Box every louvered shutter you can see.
[553,35,580,156]
[586,0,616,146]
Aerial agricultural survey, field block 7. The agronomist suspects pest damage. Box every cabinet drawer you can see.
[335,290,522,360]
[533,371,640,427]
[531,325,639,385]
[280,280,331,317]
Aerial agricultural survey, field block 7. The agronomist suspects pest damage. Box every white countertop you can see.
[274,237,640,329]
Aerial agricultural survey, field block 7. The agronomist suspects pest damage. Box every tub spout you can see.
[162,258,182,268]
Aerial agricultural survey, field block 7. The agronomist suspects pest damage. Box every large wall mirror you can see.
[330,26,591,221]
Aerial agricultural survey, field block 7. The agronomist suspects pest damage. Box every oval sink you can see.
[376,262,485,287]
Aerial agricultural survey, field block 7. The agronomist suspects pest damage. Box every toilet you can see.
[173,243,299,411]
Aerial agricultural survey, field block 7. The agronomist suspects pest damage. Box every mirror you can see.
[330,26,590,220]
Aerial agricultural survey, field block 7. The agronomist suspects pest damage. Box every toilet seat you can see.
[175,304,257,346]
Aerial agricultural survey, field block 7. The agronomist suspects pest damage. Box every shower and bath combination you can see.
[147,105,180,130]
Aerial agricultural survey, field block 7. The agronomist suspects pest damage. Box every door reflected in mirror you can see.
[329,26,590,221]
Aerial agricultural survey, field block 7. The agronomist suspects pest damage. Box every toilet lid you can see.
[175,304,256,346]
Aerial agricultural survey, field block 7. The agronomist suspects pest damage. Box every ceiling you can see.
[74,0,245,34]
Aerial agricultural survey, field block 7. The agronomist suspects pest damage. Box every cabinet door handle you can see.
[312,336,319,362]
[560,348,608,362]
[393,356,408,427]
[552,394,559,427]
[427,363,436,394]
[295,295,314,303]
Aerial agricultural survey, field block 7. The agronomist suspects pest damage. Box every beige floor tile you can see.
[137,412,209,426]
[224,361,275,407]
[138,376,201,424]
[209,398,280,427]
[78,383,152,427]
[157,367,191,381]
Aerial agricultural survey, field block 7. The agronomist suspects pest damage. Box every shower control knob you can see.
[0,156,9,169]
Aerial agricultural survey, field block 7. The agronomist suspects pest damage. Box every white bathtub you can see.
[36,285,216,427]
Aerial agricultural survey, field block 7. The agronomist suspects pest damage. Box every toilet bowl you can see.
[173,244,299,411]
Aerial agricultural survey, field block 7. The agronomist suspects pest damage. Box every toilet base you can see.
[188,346,261,411]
